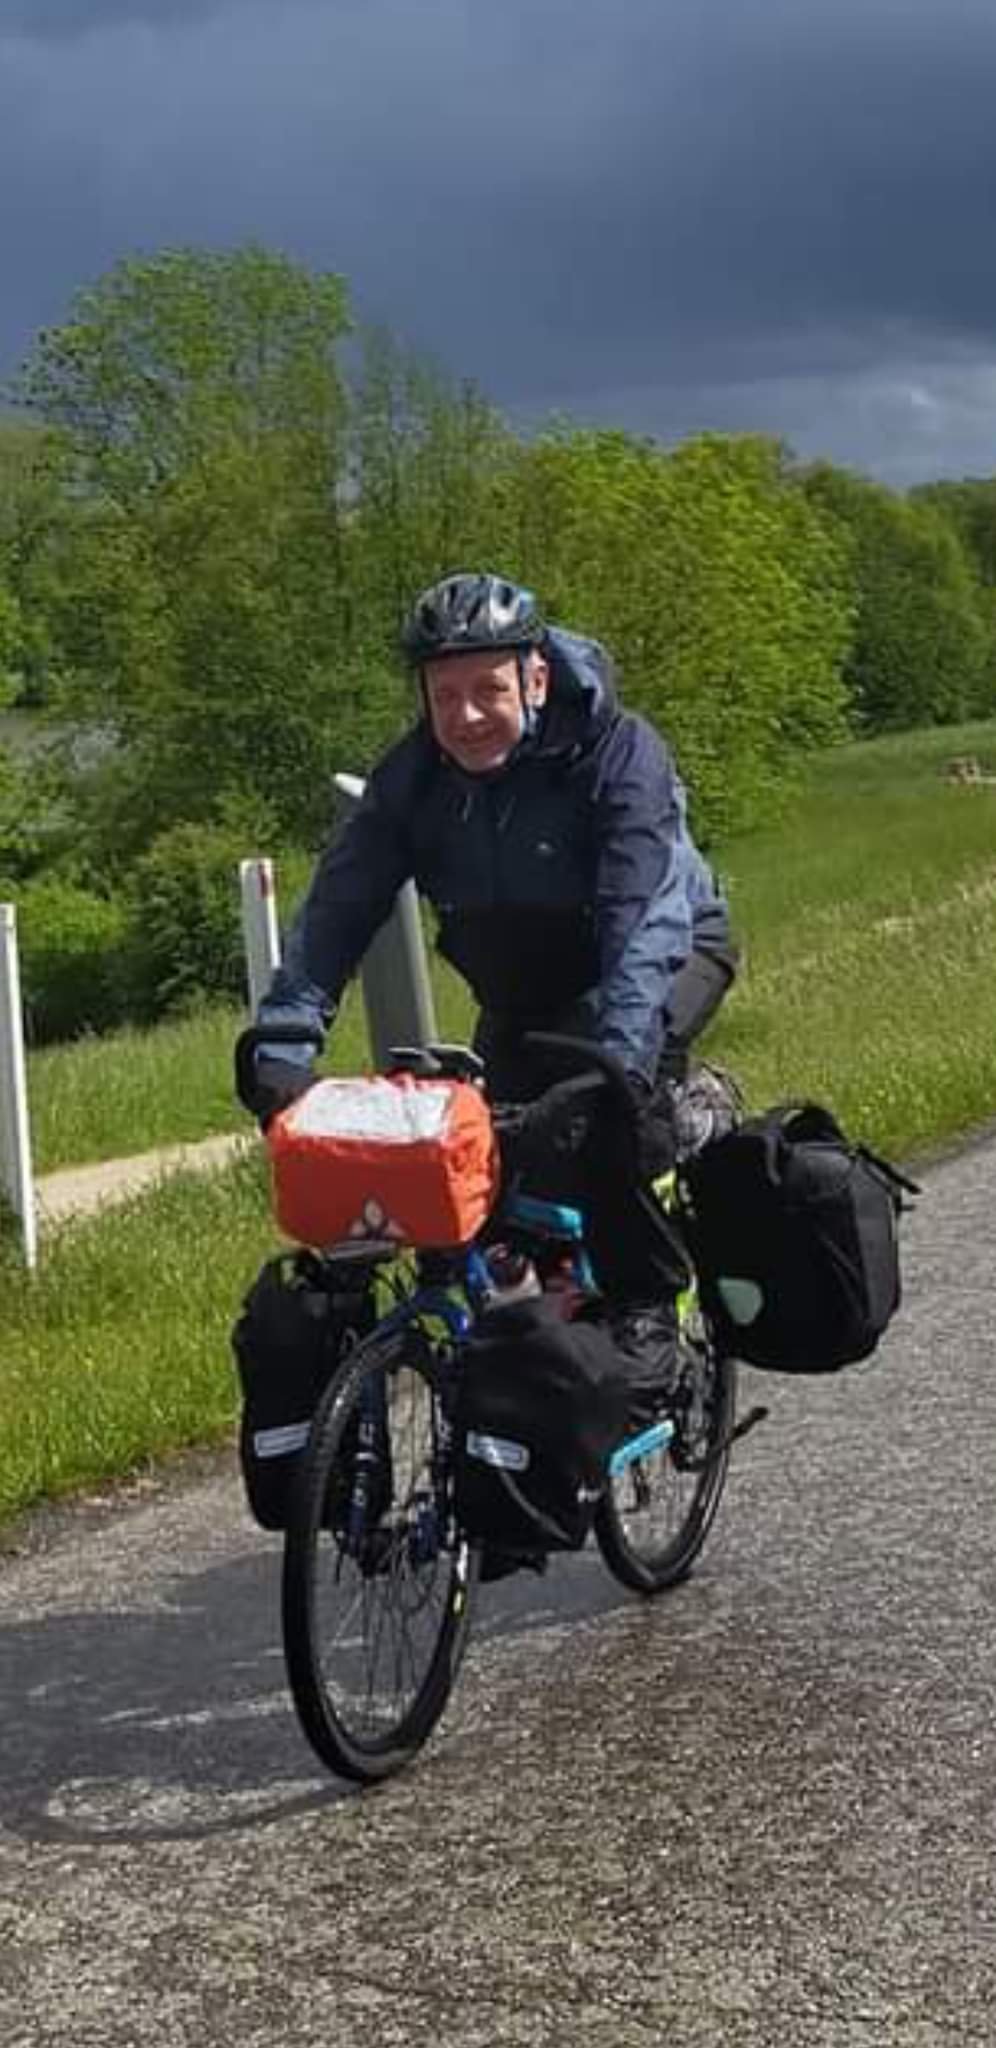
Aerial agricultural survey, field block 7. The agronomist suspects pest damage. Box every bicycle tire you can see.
[282,1323,477,1784]
[595,1314,736,1596]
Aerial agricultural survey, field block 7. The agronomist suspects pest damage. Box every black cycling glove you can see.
[239,1055,315,1131]
[626,1073,677,1183]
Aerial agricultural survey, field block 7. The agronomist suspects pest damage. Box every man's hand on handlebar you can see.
[242,1056,315,1131]
[493,1073,607,1178]
[234,1022,324,1130]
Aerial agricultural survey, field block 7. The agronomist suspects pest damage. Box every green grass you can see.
[0,1152,277,1525]
[703,718,996,1160]
[28,968,476,1175]
[5,715,996,1528]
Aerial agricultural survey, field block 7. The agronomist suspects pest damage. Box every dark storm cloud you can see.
[0,0,232,38]
[3,0,996,477]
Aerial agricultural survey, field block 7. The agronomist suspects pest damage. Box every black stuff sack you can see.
[231,1250,374,1530]
[453,1296,632,1552]
[681,1102,918,1374]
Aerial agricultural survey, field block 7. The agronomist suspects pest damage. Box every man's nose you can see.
[456,698,486,726]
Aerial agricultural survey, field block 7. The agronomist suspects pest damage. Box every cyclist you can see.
[238,571,738,1404]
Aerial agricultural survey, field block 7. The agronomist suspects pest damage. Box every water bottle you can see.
[483,1244,542,1308]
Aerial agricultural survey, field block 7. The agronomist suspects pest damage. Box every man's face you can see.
[423,649,549,774]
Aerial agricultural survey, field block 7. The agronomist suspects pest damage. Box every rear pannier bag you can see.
[681,1102,918,1374]
[267,1073,498,1250]
[231,1250,374,1529]
[453,1296,632,1552]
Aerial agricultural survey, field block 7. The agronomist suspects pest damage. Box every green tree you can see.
[507,428,853,834]
[914,477,996,588]
[802,464,992,729]
[348,329,518,655]
[15,246,357,852]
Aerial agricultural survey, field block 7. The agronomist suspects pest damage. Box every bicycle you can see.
[235,1026,756,1785]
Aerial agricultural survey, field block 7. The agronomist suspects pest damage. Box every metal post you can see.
[239,858,281,1014]
[0,904,37,1269]
[333,774,439,1069]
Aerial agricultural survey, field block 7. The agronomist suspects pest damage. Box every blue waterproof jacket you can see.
[257,630,735,1084]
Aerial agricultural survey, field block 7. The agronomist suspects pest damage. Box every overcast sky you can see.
[3,0,996,483]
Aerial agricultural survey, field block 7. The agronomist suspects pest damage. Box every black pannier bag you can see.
[680,1102,918,1374]
[453,1296,632,1552]
[231,1250,374,1530]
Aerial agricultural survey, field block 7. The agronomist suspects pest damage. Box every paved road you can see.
[2,1138,995,2046]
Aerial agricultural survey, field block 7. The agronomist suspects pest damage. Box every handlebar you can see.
[235,1023,642,1151]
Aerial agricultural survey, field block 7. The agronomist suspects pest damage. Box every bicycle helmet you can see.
[402,572,545,665]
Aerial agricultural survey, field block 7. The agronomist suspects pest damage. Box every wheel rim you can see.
[307,1355,465,1754]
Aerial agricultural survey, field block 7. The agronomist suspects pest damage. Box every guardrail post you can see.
[0,903,37,1269]
[333,774,439,1069]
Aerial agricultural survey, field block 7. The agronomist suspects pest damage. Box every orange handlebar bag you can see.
[266,1073,500,1250]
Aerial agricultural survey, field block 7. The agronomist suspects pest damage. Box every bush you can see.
[13,876,128,1043]
[121,817,314,1021]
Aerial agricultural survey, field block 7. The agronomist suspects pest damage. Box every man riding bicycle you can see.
[237,570,738,1406]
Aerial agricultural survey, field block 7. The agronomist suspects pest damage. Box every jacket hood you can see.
[537,627,619,756]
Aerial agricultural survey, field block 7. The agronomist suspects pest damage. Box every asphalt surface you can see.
[2,1137,995,2046]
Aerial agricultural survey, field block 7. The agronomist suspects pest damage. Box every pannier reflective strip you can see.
[253,1421,311,1459]
[716,1277,765,1325]
[465,1431,531,1472]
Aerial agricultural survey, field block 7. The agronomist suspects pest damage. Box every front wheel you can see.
[595,1313,735,1595]
[282,1324,477,1784]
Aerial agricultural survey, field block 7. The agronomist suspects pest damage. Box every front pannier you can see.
[453,1297,632,1552]
[681,1102,918,1374]
[231,1251,374,1529]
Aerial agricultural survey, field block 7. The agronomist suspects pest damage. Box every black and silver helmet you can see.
[402,572,545,665]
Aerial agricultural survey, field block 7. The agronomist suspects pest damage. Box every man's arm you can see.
[255,763,414,1062]
[589,716,700,1085]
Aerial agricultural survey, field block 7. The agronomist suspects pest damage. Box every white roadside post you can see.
[332,773,439,1069]
[0,903,38,1269]
[239,858,281,1014]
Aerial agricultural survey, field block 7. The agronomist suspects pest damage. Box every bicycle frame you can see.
[338,1183,681,1569]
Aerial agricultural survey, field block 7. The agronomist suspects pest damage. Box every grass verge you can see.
[0,1152,276,1527]
[706,718,996,1160]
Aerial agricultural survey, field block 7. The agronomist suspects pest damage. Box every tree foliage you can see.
[507,429,852,832]
[801,464,993,730]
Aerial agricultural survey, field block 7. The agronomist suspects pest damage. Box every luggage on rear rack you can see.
[680,1101,918,1374]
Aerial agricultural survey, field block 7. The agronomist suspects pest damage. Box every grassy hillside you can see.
[707,718,996,1160]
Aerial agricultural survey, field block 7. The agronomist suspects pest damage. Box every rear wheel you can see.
[282,1325,477,1784]
[595,1311,735,1595]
